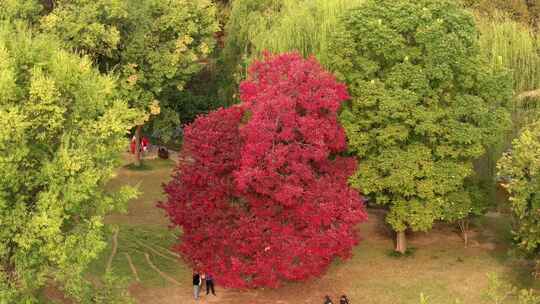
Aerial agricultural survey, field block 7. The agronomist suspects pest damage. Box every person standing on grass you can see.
[141,136,149,153]
[205,272,216,296]
[340,295,350,304]
[192,271,202,300]
[130,135,136,154]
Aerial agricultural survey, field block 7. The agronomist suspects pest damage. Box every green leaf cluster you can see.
[42,0,219,135]
[0,0,42,24]
[40,0,127,63]
[498,121,540,255]
[328,0,512,232]
[0,24,137,302]
[221,0,364,101]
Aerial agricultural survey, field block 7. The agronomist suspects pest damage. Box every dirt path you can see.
[131,285,237,304]
[106,227,119,271]
[125,252,141,282]
[144,253,182,286]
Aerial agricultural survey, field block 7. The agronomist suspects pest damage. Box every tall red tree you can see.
[160,53,367,288]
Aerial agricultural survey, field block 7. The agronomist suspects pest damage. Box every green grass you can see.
[87,224,188,288]
[387,247,417,258]
[86,154,187,288]
[337,230,538,304]
[105,155,175,227]
[83,154,540,304]
[123,158,176,171]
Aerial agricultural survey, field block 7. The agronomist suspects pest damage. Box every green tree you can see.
[328,0,512,253]
[0,0,42,24]
[42,0,219,165]
[497,121,540,263]
[0,24,137,302]
[39,0,127,66]
[440,178,490,246]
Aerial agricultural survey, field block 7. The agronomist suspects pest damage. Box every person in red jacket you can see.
[141,136,149,153]
[130,136,136,154]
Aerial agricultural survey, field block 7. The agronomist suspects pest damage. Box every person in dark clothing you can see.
[340,295,350,304]
[324,295,334,304]
[192,271,201,300]
[205,273,216,295]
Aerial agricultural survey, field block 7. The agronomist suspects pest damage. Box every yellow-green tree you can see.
[0,0,41,24]
[41,0,219,165]
[498,121,540,261]
[0,24,137,302]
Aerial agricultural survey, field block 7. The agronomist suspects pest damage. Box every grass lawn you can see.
[89,156,188,287]
[82,154,540,304]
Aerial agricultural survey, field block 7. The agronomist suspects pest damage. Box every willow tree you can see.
[224,0,365,66]
[42,0,219,165]
[473,14,540,207]
[221,0,364,102]
[478,14,540,140]
[0,24,137,302]
[328,0,512,253]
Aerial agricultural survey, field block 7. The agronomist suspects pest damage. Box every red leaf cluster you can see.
[159,53,367,288]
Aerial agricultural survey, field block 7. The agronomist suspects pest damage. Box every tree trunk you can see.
[3,242,16,283]
[458,219,470,247]
[40,0,55,12]
[395,230,407,254]
[535,260,540,280]
[135,125,142,167]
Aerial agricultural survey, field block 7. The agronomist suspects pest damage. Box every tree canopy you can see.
[0,0,42,24]
[160,53,367,288]
[42,0,219,143]
[327,0,512,251]
[0,24,137,302]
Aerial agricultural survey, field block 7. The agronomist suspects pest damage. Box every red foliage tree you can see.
[159,53,367,288]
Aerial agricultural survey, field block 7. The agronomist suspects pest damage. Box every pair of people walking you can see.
[192,271,216,300]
